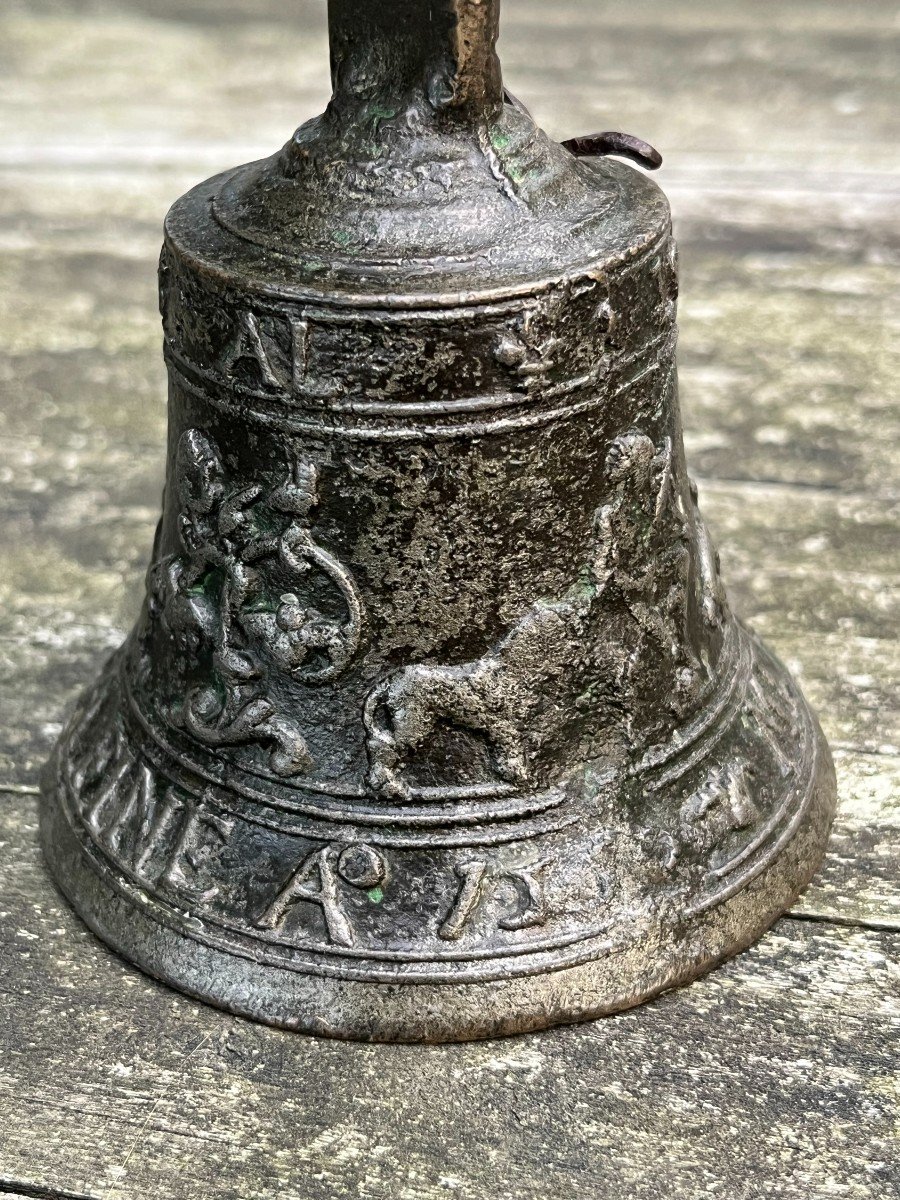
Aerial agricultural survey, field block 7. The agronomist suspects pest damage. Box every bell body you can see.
[42,0,835,1041]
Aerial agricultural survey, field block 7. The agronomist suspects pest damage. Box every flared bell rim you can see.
[40,735,834,1043]
[40,624,836,1042]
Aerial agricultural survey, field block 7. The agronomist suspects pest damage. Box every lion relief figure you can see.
[363,432,725,802]
[363,600,581,801]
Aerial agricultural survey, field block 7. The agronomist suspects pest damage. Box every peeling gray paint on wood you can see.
[0,0,896,1194]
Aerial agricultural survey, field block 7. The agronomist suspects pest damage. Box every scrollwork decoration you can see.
[149,429,365,775]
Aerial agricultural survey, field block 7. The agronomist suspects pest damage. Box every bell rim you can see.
[39,685,836,1043]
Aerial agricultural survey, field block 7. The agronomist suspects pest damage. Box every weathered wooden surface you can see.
[0,0,897,1196]
[1,793,898,1200]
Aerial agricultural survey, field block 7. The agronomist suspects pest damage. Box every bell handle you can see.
[327,0,503,123]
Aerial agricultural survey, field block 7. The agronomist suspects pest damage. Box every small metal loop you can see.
[503,87,661,170]
[562,131,663,170]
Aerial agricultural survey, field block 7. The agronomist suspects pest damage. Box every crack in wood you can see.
[0,1178,99,1200]
[788,909,900,934]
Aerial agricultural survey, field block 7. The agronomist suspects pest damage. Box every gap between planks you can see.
[789,908,900,934]
[0,1179,98,1200]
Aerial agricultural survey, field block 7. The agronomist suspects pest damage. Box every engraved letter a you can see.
[257,847,354,947]
[221,311,284,390]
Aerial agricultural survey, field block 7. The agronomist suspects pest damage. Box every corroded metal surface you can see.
[41,0,836,1041]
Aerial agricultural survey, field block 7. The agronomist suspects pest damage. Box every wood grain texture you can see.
[0,794,898,1200]
[0,0,896,1195]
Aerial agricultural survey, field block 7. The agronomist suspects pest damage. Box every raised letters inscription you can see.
[71,726,234,901]
[439,859,551,941]
[256,846,557,948]
[257,842,388,947]
[220,309,310,394]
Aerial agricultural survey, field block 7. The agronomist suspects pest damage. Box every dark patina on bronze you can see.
[41,0,836,1042]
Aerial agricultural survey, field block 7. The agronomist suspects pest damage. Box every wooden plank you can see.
[678,268,898,494]
[0,794,897,1200]
[0,1190,96,1200]
[796,749,900,929]
[0,1,896,1196]
[764,632,898,757]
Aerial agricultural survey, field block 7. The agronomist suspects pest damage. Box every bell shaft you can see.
[328,0,503,122]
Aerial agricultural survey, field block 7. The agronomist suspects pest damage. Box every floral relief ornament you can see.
[147,429,365,776]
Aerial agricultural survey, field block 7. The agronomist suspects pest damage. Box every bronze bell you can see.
[41,0,836,1042]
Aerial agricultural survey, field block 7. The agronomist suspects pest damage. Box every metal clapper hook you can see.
[503,87,663,170]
